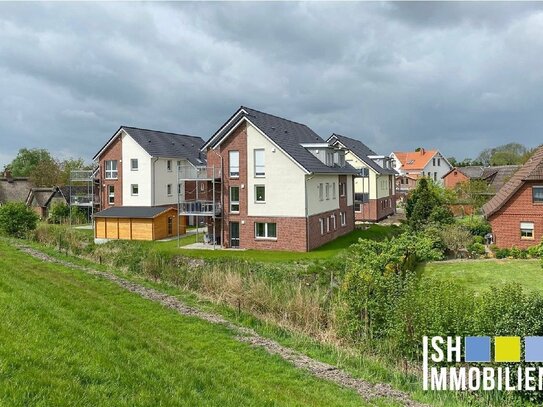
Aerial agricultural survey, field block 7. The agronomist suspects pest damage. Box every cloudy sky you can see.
[2,2,543,168]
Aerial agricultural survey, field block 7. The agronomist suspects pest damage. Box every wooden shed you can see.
[93,206,186,241]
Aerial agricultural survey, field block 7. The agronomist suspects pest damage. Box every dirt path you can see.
[16,244,427,407]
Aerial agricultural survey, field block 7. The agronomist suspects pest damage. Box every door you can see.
[167,217,173,235]
[230,222,240,248]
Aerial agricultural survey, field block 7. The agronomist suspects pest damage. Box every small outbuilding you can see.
[93,206,185,241]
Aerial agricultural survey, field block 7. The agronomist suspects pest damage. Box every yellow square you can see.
[495,336,521,362]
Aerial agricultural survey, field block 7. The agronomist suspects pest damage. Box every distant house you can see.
[327,134,397,222]
[25,187,66,218]
[92,126,206,240]
[482,146,543,248]
[390,149,452,196]
[443,165,520,192]
[0,171,31,205]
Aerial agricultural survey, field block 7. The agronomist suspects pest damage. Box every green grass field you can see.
[150,225,400,262]
[420,259,543,292]
[0,240,374,406]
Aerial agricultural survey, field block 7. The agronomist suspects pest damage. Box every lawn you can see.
[150,225,400,262]
[420,258,543,293]
[0,240,371,406]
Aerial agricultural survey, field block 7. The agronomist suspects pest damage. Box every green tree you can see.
[0,202,39,237]
[58,158,90,185]
[454,179,492,214]
[9,148,55,177]
[406,178,454,232]
[29,158,62,187]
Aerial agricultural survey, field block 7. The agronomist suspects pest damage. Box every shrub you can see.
[439,224,473,258]
[495,248,511,259]
[0,202,39,237]
[49,202,71,224]
[457,216,492,237]
[468,242,486,256]
[510,246,528,259]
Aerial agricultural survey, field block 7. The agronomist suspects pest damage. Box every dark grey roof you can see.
[122,127,206,166]
[328,134,397,175]
[93,206,176,219]
[205,107,358,174]
[0,178,32,204]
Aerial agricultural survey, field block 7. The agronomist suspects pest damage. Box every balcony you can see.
[178,165,221,181]
[178,200,222,216]
[354,193,369,203]
[70,195,95,207]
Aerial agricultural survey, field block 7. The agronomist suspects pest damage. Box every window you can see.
[108,185,115,204]
[340,212,347,227]
[230,187,240,213]
[168,217,173,235]
[318,183,323,201]
[339,182,346,197]
[255,222,276,239]
[255,185,265,202]
[178,183,182,194]
[325,183,330,200]
[326,151,333,166]
[438,158,441,166]
[533,187,543,203]
[200,182,205,192]
[331,214,336,230]
[332,182,336,199]
[131,184,139,196]
[229,151,240,177]
[434,172,437,181]
[167,160,172,172]
[521,222,534,239]
[167,184,172,196]
[433,158,436,166]
[319,218,324,235]
[131,159,138,171]
[354,203,361,212]
[254,149,265,177]
[105,160,118,179]
[326,217,330,233]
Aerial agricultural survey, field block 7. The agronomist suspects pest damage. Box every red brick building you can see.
[201,106,357,252]
[483,147,543,248]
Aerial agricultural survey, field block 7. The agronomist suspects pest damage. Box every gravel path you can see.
[16,244,427,407]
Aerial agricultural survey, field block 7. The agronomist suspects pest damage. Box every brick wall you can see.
[443,170,468,189]
[98,136,123,209]
[356,196,395,222]
[489,181,543,248]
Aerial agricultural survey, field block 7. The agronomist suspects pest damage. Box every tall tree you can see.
[9,148,54,177]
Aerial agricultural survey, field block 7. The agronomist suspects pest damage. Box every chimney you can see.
[3,170,13,183]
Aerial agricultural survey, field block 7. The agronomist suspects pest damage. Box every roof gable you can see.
[94,126,206,166]
[483,147,543,217]
[393,149,439,170]
[206,106,358,174]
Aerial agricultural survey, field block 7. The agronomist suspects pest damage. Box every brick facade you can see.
[489,181,543,249]
[355,196,395,222]
[98,136,123,209]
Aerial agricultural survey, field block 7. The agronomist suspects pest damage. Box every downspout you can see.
[305,173,315,252]
[151,157,158,207]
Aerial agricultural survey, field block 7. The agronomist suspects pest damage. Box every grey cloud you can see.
[1,2,543,169]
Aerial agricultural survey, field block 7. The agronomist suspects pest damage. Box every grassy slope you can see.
[0,241,374,407]
[420,259,543,292]
[150,225,400,262]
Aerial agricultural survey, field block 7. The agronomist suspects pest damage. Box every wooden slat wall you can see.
[131,219,153,240]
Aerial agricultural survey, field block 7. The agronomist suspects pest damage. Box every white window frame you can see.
[105,160,118,179]
[255,185,265,203]
[200,182,205,192]
[255,222,277,239]
[319,183,323,201]
[167,160,172,172]
[108,185,115,205]
[331,214,336,230]
[340,212,347,227]
[254,149,265,177]
[332,182,336,199]
[521,222,535,240]
[339,182,346,197]
[533,186,543,203]
[167,184,172,196]
[326,217,330,233]
[325,183,330,200]
[130,159,138,171]
[178,183,182,194]
[230,186,240,213]
[319,218,324,235]
[229,150,240,178]
[131,184,139,196]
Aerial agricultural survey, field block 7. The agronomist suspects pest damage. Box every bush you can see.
[0,202,39,237]
[457,216,492,237]
[49,202,70,224]
[468,242,486,256]
[495,248,511,259]
[439,224,473,258]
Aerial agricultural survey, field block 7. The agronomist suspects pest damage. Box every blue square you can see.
[465,336,491,362]
[525,337,543,362]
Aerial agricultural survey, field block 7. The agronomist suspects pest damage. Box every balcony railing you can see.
[70,195,95,207]
[179,200,222,216]
[178,165,221,180]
